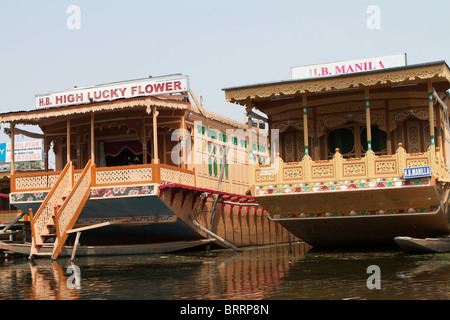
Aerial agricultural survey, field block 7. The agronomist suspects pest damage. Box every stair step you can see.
[41,234,56,238]
[32,252,53,257]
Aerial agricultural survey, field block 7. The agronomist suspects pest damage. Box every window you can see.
[327,124,387,158]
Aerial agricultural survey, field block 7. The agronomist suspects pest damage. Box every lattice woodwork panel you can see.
[57,168,91,236]
[343,163,366,176]
[312,165,333,178]
[283,167,303,180]
[160,168,195,186]
[375,160,397,174]
[256,169,275,182]
[406,158,429,168]
[95,167,152,185]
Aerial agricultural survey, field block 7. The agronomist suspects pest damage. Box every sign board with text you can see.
[291,54,407,80]
[0,140,43,163]
[36,74,190,108]
[403,166,431,179]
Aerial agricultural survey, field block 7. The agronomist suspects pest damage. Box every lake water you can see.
[0,242,449,302]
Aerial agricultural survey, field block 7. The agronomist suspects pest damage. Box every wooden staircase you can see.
[29,160,93,260]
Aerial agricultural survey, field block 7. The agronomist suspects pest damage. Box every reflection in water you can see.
[0,243,449,300]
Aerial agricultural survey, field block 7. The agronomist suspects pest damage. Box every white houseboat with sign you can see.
[0,74,295,259]
[223,54,450,247]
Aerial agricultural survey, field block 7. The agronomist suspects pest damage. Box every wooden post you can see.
[246,101,253,164]
[428,81,436,147]
[180,115,186,169]
[71,231,81,261]
[142,117,148,165]
[67,118,71,164]
[152,106,159,164]
[76,126,81,169]
[302,94,309,157]
[44,133,49,171]
[10,123,15,175]
[385,100,392,154]
[365,87,372,151]
[90,113,95,163]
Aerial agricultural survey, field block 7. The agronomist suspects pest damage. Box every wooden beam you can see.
[188,215,241,252]
[66,217,129,234]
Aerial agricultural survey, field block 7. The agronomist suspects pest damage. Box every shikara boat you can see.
[0,74,295,259]
[223,56,450,247]
[394,236,450,253]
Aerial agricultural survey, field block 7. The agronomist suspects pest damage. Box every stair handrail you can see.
[29,162,73,247]
[52,160,93,259]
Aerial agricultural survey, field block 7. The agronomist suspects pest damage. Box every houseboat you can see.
[223,55,450,247]
[0,74,295,259]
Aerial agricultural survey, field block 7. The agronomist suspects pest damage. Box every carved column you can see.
[152,106,160,164]
[302,94,309,157]
[428,81,436,147]
[246,100,254,164]
[91,113,95,164]
[365,87,372,151]
[67,118,71,164]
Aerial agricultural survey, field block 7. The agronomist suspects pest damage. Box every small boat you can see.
[0,239,215,258]
[394,236,450,253]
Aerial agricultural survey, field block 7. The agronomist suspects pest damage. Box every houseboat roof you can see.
[223,60,450,106]
[0,91,246,129]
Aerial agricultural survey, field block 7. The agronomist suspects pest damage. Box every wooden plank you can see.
[0,211,25,235]
[71,232,81,260]
[66,217,129,234]
[189,215,241,252]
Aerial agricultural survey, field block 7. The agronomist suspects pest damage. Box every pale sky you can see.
[1,0,449,132]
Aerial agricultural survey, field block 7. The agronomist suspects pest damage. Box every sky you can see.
[0,0,450,138]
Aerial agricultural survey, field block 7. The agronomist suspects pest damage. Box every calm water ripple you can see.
[0,243,448,300]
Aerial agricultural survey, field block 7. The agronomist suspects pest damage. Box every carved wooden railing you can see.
[29,162,72,257]
[252,144,449,186]
[52,160,93,259]
[12,163,198,194]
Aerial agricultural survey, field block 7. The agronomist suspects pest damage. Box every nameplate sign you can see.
[403,166,431,179]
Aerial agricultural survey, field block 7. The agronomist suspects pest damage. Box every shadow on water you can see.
[0,242,448,300]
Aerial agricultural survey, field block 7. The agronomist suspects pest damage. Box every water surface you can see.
[0,243,448,300]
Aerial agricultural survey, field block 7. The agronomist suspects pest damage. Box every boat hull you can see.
[256,176,450,247]
[10,183,295,251]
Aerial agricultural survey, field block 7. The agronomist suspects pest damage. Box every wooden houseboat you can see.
[223,56,450,247]
[0,74,295,259]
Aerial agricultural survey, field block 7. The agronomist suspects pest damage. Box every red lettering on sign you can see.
[321,67,330,76]
[174,81,182,91]
[110,89,119,98]
[154,83,165,92]
[119,88,127,97]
